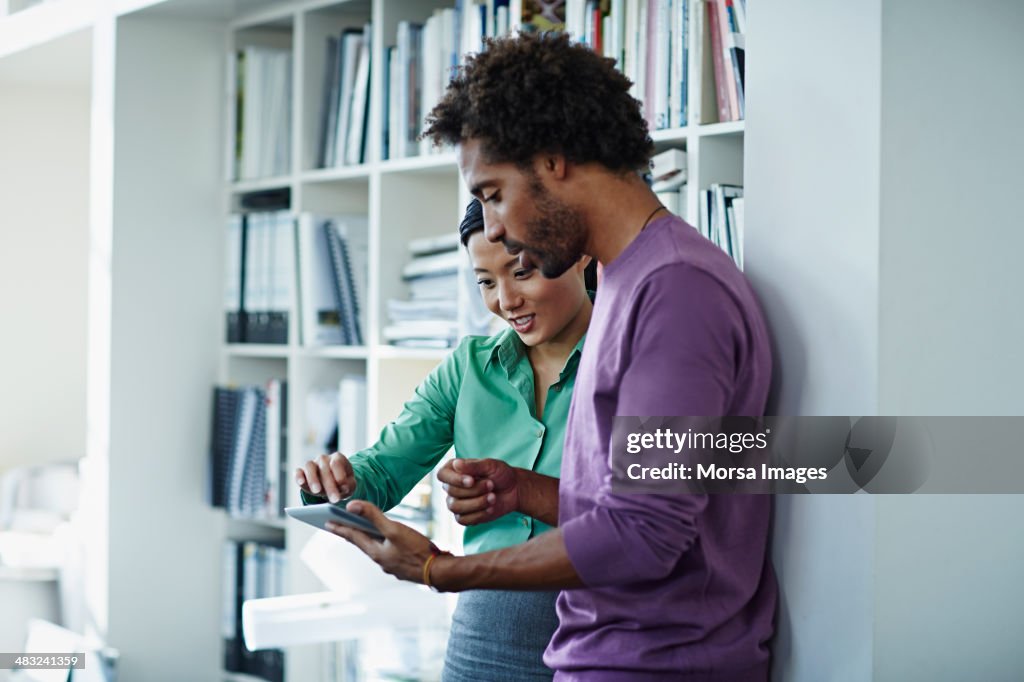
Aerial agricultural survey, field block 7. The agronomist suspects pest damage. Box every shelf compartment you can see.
[223,344,291,358]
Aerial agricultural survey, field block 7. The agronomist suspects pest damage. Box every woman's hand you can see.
[295,452,356,504]
[437,458,521,525]
[324,500,437,584]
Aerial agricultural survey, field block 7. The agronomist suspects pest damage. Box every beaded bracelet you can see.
[422,544,452,592]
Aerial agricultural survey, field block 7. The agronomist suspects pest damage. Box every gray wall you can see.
[748,0,1024,679]
[0,79,90,476]
[106,17,225,681]
[874,1,1024,679]
[745,1,881,679]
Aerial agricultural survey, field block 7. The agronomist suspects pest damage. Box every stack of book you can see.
[209,381,289,520]
[566,0,691,130]
[224,210,295,345]
[315,24,373,168]
[385,233,461,348]
[297,214,368,346]
[232,45,293,179]
[223,539,286,682]
[650,147,687,219]
[698,183,744,269]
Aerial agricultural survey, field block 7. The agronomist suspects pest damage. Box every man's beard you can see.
[512,179,588,279]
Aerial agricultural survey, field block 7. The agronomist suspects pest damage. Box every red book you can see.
[705,0,732,121]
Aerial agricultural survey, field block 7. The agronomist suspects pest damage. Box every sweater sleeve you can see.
[561,264,746,587]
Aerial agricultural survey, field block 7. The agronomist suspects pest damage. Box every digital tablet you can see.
[285,503,386,541]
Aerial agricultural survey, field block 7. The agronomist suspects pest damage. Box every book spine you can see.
[714,0,738,120]
[654,0,671,130]
[705,0,730,122]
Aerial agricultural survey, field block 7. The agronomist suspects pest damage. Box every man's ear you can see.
[537,154,568,181]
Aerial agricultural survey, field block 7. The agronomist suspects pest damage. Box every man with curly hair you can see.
[327,32,776,681]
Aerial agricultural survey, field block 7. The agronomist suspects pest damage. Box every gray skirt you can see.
[442,589,560,682]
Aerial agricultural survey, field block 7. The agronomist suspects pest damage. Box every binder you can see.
[209,387,241,508]
[222,541,243,672]
[226,388,258,515]
[225,215,244,343]
[263,380,289,517]
[266,212,294,345]
[317,35,340,169]
[297,214,344,345]
[323,221,363,345]
[240,387,268,515]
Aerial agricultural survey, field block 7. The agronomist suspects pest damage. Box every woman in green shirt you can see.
[295,199,592,681]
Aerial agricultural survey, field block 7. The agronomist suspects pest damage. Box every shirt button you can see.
[522,517,530,527]
[536,428,544,438]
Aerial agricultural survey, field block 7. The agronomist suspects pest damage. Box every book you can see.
[266,211,294,345]
[338,375,368,455]
[210,387,240,508]
[323,221,363,345]
[408,231,461,256]
[408,272,459,300]
[226,539,285,680]
[705,0,732,122]
[330,29,363,167]
[387,45,401,160]
[401,249,462,279]
[345,24,372,166]
[731,196,745,270]
[224,215,244,343]
[297,214,368,347]
[237,46,292,179]
[395,21,424,159]
[725,0,745,118]
[263,379,286,517]
[387,298,459,320]
[317,35,340,169]
[222,542,242,672]
[226,387,259,515]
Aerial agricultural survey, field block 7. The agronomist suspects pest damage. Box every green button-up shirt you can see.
[304,327,584,555]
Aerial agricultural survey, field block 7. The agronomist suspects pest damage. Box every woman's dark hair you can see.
[459,198,485,246]
[424,32,653,172]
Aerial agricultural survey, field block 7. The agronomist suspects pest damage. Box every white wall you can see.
[875,1,1024,679]
[104,15,225,681]
[750,1,1024,680]
[745,1,881,679]
[0,78,89,474]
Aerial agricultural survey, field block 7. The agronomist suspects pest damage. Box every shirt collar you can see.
[486,327,586,383]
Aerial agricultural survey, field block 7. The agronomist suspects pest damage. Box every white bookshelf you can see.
[0,1,743,681]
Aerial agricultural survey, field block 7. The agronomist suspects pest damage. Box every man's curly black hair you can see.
[423,32,654,173]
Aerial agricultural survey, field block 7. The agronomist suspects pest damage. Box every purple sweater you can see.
[544,215,776,681]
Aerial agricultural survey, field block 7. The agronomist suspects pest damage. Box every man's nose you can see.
[483,211,505,243]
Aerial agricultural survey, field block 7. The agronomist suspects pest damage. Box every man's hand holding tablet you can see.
[285,502,386,541]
